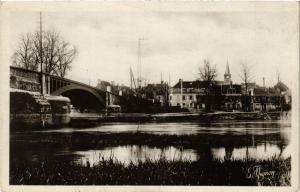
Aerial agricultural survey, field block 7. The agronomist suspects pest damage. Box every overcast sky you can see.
[8,2,299,89]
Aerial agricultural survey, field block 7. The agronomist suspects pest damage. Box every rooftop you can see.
[274,81,289,92]
[253,87,281,96]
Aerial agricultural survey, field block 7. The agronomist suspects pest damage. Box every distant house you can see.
[170,80,206,111]
[251,87,281,111]
[220,83,242,111]
[140,82,169,107]
[274,81,291,110]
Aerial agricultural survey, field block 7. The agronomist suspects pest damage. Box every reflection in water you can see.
[74,146,197,166]
[11,120,291,167]
[212,143,291,161]
[73,143,291,166]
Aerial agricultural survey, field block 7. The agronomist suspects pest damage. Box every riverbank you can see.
[10,156,291,185]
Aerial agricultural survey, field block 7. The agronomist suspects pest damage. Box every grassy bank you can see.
[10,156,290,186]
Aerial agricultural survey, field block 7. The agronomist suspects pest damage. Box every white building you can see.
[169,79,206,111]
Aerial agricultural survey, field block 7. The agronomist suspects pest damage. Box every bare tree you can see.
[55,41,77,77]
[199,59,217,112]
[12,33,38,71]
[12,30,77,78]
[239,63,253,111]
[199,59,217,83]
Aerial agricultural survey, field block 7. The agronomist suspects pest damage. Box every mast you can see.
[137,38,148,89]
[137,38,141,88]
[130,67,137,91]
[39,12,44,95]
[168,72,171,87]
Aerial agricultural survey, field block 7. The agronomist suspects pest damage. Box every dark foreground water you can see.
[11,119,291,167]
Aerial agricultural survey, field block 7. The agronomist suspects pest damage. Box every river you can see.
[10,119,291,167]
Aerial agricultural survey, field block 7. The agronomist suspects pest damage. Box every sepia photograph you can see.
[0,1,299,191]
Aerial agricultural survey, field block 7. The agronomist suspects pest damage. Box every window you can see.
[183,103,186,106]
[169,96,172,100]
[183,95,186,100]
[189,95,193,100]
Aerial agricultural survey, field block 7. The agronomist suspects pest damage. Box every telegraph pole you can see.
[180,78,183,108]
[39,12,44,95]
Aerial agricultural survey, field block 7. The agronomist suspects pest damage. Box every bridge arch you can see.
[51,84,106,112]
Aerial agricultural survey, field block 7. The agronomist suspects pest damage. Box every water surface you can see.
[11,120,291,166]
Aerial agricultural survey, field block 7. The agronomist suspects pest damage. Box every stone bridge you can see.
[10,66,121,112]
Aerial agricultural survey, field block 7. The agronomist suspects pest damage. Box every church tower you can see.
[224,61,231,84]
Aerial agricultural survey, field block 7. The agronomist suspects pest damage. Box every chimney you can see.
[263,77,265,87]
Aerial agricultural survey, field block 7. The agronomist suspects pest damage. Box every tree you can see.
[12,33,37,71]
[239,63,253,111]
[199,59,217,112]
[12,30,77,78]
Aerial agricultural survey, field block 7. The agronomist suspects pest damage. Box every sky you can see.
[8,2,299,89]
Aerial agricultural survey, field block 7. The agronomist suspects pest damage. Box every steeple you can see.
[224,60,231,84]
[225,61,230,75]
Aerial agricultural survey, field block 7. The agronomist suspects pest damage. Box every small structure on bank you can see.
[10,89,71,128]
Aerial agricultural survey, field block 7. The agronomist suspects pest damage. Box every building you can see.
[169,62,242,111]
[218,63,242,111]
[220,83,242,111]
[139,82,170,107]
[169,80,206,110]
[251,87,281,111]
[169,62,291,112]
[274,81,291,110]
